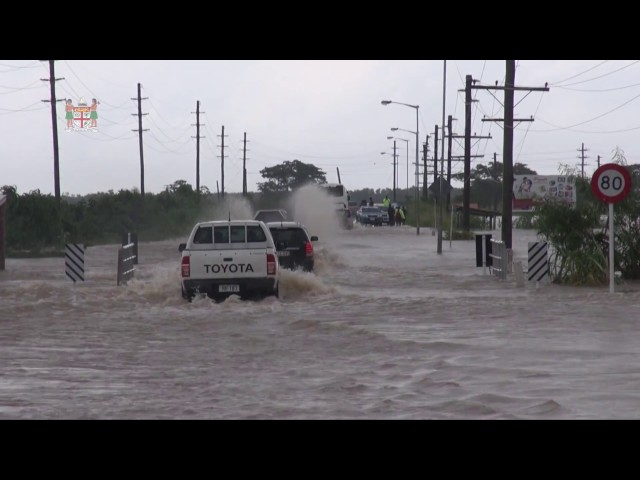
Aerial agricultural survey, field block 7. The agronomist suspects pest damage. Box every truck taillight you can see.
[181,255,190,277]
[267,253,277,275]
[305,241,313,256]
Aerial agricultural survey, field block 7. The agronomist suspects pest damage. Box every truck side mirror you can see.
[310,236,318,242]
[178,243,186,252]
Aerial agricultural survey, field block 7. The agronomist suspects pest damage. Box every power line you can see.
[147,98,192,130]
[147,130,193,153]
[0,80,44,93]
[515,92,545,163]
[0,61,41,68]
[0,101,45,112]
[555,60,640,88]
[556,80,640,93]
[549,60,609,86]
[146,115,192,143]
[534,91,640,131]
[63,60,126,110]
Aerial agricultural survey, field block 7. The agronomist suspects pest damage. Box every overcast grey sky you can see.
[2,60,639,196]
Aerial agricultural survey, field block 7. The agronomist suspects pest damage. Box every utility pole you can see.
[447,120,491,230]
[492,152,500,221]
[438,60,447,254]
[242,132,249,196]
[502,63,515,250]
[41,60,65,201]
[131,83,149,196]
[217,126,228,197]
[446,115,453,209]
[191,101,205,193]
[433,125,439,183]
[578,143,589,178]
[463,75,473,231]
[597,154,601,168]
[392,140,397,202]
[433,126,439,233]
[405,138,409,191]
[422,135,429,199]
[477,62,549,249]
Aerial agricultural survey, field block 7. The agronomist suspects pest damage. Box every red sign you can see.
[591,163,632,204]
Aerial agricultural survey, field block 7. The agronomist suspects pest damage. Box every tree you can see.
[452,161,537,183]
[257,160,326,193]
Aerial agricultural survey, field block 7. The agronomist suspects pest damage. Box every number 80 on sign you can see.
[591,163,632,204]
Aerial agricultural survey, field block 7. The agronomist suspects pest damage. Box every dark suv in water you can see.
[266,221,318,272]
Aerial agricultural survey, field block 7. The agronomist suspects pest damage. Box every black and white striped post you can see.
[528,242,549,285]
[122,232,138,265]
[64,244,85,282]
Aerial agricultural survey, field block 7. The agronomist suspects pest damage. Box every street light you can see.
[387,136,409,192]
[382,99,420,235]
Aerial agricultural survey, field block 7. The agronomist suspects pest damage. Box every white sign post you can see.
[591,163,632,293]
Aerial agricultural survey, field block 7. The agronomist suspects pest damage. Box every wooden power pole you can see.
[191,101,205,193]
[476,61,549,249]
[131,83,148,196]
[41,60,64,201]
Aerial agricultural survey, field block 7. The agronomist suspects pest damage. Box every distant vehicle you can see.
[356,206,385,226]
[318,182,349,210]
[266,221,318,272]
[373,203,391,225]
[254,209,289,223]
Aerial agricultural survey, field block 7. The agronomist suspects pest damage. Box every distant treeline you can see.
[0,180,466,257]
[1,180,299,256]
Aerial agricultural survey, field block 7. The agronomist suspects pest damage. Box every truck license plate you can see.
[219,284,240,293]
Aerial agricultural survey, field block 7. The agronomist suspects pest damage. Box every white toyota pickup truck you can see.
[178,220,280,301]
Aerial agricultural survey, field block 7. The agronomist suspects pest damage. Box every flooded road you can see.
[2,223,640,419]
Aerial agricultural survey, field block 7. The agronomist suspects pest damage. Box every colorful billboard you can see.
[513,175,577,211]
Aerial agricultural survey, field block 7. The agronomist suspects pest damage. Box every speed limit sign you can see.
[591,163,632,204]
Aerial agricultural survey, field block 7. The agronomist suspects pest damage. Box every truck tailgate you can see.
[188,249,269,279]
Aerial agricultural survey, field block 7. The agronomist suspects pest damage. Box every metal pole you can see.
[393,140,397,202]
[415,106,420,235]
[609,202,614,294]
[437,60,447,253]
[406,139,409,191]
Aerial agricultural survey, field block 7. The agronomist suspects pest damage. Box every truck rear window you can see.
[269,228,308,245]
[247,225,267,242]
[211,225,267,244]
[193,226,213,244]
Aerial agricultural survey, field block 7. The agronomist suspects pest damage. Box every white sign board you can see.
[513,175,577,212]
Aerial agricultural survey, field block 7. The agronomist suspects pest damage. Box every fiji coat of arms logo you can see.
[65,97,99,132]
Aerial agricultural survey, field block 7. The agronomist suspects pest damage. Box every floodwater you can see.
[2,219,640,419]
